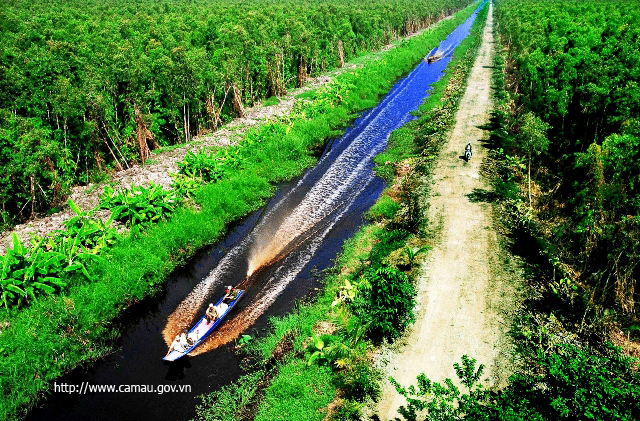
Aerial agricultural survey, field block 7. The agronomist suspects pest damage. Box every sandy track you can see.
[376,4,519,419]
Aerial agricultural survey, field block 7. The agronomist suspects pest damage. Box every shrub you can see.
[367,195,400,221]
[392,346,640,421]
[99,183,178,226]
[350,265,415,343]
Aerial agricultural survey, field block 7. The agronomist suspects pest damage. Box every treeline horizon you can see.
[0,0,471,225]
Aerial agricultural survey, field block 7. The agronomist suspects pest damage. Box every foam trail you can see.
[164,4,484,351]
[191,187,364,354]
[162,239,250,344]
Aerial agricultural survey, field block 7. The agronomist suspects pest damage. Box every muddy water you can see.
[26,6,483,420]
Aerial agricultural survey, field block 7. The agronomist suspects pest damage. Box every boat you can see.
[425,47,443,63]
[426,52,443,63]
[163,289,245,361]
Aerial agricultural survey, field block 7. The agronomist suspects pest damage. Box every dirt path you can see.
[376,3,519,418]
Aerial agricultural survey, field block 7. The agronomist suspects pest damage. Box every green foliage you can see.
[494,0,640,315]
[0,0,473,223]
[392,346,640,421]
[194,370,264,421]
[236,334,253,348]
[178,149,228,183]
[374,126,419,182]
[0,200,118,310]
[405,246,431,267]
[262,96,281,106]
[367,195,401,221]
[57,199,119,254]
[0,3,484,418]
[334,347,381,402]
[0,233,82,309]
[253,361,336,421]
[99,183,178,226]
[370,229,411,264]
[517,112,550,158]
[350,266,416,342]
[169,173,201,200]
[307,333,350,366]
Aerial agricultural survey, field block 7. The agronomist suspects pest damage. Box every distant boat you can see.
[425,52,443,63]
[163,290,244,361]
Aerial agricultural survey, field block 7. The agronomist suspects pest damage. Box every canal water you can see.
[27,5,483,420]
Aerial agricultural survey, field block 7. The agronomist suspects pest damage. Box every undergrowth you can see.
[385,13,640,421]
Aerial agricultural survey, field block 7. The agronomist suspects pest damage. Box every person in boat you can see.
[223,285,240,303]
[215,301,229,318]
[166,334,185,356]
[188,329,199,344]
[180,330,191,349]
[206,303,218,322]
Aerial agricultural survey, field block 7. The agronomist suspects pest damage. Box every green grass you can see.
[253,361,336,421]
[262,96,280,106]
[374,126,419,181]
[193,370,265,421]
[295,90,317,100]
[367,195,401,221]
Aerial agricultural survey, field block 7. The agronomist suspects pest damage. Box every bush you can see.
[351,266,415,343]
[393,346,640,421]
[99,182,178,226]
[367,195,400,221]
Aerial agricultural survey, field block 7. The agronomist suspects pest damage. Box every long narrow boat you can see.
[425,47,443,63]
[163,290,245,362]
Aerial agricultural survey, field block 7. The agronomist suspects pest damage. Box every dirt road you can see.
[376,3,519,418]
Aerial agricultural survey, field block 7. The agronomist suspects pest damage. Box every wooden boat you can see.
[425,47,443,63]
[163,290,244,361]
[426,52,443,63]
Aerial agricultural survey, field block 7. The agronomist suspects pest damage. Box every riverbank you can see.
[0,4,478,421]
[192,4,489,420]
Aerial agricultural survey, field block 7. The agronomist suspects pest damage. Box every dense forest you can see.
[0,0,470,225]
[495,0,640,321]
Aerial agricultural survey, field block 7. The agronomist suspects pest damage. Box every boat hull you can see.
[163,290,244,362]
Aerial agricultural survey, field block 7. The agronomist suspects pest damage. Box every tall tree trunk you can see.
[232,84,245,117]
[134,103,152,163]
[337,40,345,67]
[297,54,306,88]
[30,176,35,220]
[528,152,532,209]
[183,95,189,142]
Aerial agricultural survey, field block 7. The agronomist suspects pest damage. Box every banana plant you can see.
[306,334,351,367]
[405,246,431,267]
[0,233,71,309]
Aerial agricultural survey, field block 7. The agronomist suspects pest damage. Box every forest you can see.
[0,0,469,225]
[494,0,640,330]
[3,0,640,419]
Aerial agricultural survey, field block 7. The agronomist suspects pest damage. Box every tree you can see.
[518,112,550,209]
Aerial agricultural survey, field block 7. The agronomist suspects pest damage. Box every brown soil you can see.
[375,4,521,419]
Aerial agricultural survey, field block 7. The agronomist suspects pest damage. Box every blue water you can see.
[26,5,484,421]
